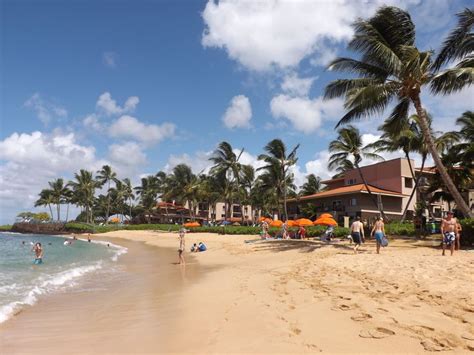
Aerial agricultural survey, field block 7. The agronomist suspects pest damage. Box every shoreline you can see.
[1,230,473,353]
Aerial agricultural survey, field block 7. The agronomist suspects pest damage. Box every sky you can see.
[1,0,473,224]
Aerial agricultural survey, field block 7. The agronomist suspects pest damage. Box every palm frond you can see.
[433,8,474,70]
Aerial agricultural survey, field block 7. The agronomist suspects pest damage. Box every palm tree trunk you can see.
[129,198,133,222]
[57,204,60,221]
[282,165,288,221]
[412,95,472,218]
[48,204,54,221]
[106,181,111,224]
[66,204,70,222]
[401,155,426,222]
[355,163,387,220]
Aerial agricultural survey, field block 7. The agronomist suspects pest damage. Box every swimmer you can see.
[32,242,43,264]
[87,233,91,243]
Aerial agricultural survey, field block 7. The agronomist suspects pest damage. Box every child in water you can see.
[32,243,43,264]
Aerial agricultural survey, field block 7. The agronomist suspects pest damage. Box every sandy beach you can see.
[1,230,473,353]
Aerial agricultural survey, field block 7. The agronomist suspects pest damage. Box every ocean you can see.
[0,232,127,324]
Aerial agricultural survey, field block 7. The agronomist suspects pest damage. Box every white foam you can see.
[0,262,103,324]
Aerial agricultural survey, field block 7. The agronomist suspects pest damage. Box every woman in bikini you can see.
[371,217,385,254]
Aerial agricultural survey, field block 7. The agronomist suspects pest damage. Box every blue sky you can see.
[1,0,473,224]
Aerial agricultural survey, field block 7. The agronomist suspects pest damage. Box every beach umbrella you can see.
[270,219,283,227]
[313,217,337,226]
[297,218,313,227]
[319,213,333,219]
[184,221,200,228]
[286,220,298,227]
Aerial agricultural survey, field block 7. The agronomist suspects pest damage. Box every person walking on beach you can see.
[371,217,385,254]
[441,211,458,256]
[261,220,269,239]
[282,221,289,239]
[178,227,186,265]
[455,220,462,251]
[350,216,365,254]
[32,242,43,264]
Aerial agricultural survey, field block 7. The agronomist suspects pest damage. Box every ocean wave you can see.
[0,262,103,324]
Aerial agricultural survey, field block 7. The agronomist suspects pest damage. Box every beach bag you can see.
[381,235,389,247]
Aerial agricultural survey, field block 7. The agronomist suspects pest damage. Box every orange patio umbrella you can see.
[286,220,298,227]
[313,217,337,226]
[319,213,333,219]
[184,221,200,228]
[270,219,283,227]
[296,218,313,227]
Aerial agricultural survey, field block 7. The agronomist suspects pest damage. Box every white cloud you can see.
[83,114,103,131]
[164,151,214,174]
[310,48,338,67]
[281,73,315,97]
[102,51,118,68]
[96,92,139,116]
[201,0,420,71]
[108,142,147,168]
[0,131,106,224]
[222,95,252,129]
[24,93,68,124]
[270,95,344,133]
[108,115,175,145]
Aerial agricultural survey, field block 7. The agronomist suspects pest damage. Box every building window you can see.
[404,177,413,188]
[349,198,357,206]
[347,178,357,185]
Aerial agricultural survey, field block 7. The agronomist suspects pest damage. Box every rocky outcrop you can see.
[11,222,66,234]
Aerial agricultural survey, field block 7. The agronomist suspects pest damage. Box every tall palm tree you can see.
[209,141,244,222]
[324,6,473,218]
[258,139,299,221]
[328,125,384,214]
[122,178,135,221]
[167,164,200,219]
[35,189,54,220]
[69,170,100,224]
[300,174,322,196]
[239,164,255,222]
[48,178,69,221]
[96,165,118,224]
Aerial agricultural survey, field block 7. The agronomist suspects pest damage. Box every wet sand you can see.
[1,231,474,353]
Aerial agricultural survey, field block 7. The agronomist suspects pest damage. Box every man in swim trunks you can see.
[178,227,186,265]
[32,242,43,264]
[441,211,458,256]
[371,217,385,254]
[350,216,365,254]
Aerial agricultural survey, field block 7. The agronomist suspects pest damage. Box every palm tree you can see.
[239,164,255,222]
[324,6,473,218]
[209,141,244,222]
[35,189,54,220]
[258,139,299,221]
[96,165,118,224]
[48,178,69,221]
[69,170,100,224]
[167,164,200,219]
[300,174,322,196]
[122,178,135,221]
[328,125,384,214]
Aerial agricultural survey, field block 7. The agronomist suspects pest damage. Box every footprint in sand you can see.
[420,338,453,352]
[351,313,373,322]
[359,327,396,339]
[462,333,474,341]
[332,303,354,311]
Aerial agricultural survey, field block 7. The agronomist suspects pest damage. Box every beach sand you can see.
[1,230,473,353]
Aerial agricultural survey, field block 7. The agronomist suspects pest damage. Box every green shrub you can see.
[385,221,415,236]
[65,222,95,233]
[460,218,474,247]
[0,225,12,231]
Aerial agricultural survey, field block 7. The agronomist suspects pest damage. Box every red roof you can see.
[289,184,406,202]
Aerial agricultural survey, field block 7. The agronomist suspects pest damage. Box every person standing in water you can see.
[350,216,365,254]
[178,227,186,265]
[371,217,386,254]
[32,242,43,264]
[441,211,458,256]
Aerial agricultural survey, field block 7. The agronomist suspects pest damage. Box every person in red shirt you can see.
[299,226,307,240]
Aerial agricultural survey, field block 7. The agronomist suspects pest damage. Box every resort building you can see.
[287,157,471,223]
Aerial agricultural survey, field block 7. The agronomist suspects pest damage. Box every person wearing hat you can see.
[441,211,458,256]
